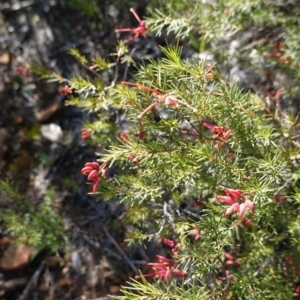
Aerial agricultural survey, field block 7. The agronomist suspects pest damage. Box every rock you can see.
[40,123,63,142]
[0,239,35,271]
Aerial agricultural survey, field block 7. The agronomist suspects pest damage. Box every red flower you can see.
[225,188,243,199]
[203,122,232,150]
[59,85,72,95]
[80,128,92,139]
[135,255,185,282]
[16,67,28,76]
[81,162,107,194]
[120,132,131,143]
[135,130,147,141]
[161,237,179,256]
[224,252,240,266]
[216,189,254,219]
[115,8,148,43]
[161,237,176,248]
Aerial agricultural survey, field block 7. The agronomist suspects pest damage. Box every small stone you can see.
[40,123,63,142]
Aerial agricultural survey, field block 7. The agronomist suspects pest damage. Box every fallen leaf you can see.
[0,242,35,271]
[0,52,10,64]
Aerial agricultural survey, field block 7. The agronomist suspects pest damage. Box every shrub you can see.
[0,181,66,251]
[31,2,300,299]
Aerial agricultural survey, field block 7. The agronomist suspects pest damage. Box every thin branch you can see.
[20,260,45,300]
[103,225,139,274]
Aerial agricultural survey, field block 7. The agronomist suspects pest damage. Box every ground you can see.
[0,1,155,299]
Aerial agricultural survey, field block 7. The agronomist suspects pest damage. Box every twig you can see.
[183,209,201,220]
[19,260,45,300]
[82,234,101,248]
[155,218,166,236]
[123,48,136,81]
[102,225,139,274]
[253,258,271,277]
[274,176,293,196]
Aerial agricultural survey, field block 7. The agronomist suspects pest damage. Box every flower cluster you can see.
[81,162,108,194]
[224,252,239,267]
[217,252,239,285]
[161,237,179,256]
[135,255,185,282]
[59,85,72,96]
[203,122,232,150]
[216,188,254,219]
[122,81,197,119]
[115,8,148,43]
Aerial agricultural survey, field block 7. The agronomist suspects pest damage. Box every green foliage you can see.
[114,278,211,300]
[0,181,67,250]
[82,45,299,298]
[29,63,65,82]
[31,1,300,298]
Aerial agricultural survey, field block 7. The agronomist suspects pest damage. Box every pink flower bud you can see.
[224,203,240,217]
[216,195,236,205]
[223,129,232,140]
[224,253,235,261]
[161,237,176,248]
[164,96,179,106]
[172,268,186,279]
[101,168,109,178]
[245,199,254,212]
[224,188,243,199]
[84,162,95,168]
[87,169,98,180]
[238,202,246,219]
[225,260,235,265]
[81,166,93,174]
[59,85,72,95]
[156,255,172,264]
[92,162,100,170]
[92,176,100,194]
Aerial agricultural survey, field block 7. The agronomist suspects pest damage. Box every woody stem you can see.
[137,101,160,120]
